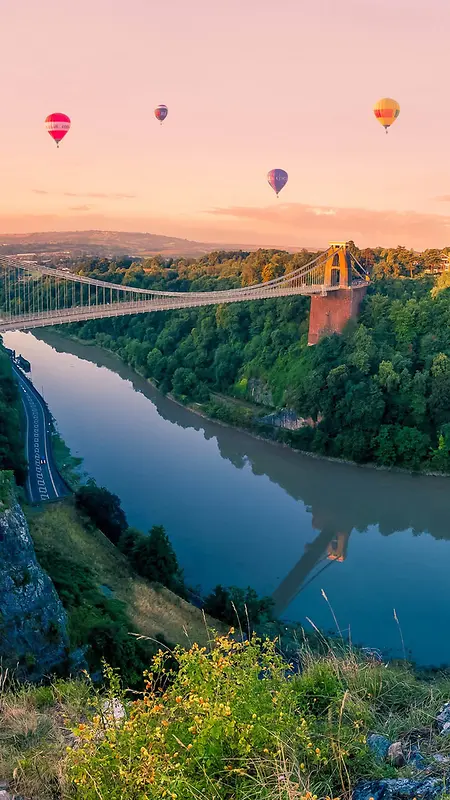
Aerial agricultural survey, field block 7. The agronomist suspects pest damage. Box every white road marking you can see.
[38,389,58,496]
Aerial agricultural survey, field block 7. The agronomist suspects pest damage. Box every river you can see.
[4,329,450,666]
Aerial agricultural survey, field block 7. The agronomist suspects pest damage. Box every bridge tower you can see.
[308,242,367,345]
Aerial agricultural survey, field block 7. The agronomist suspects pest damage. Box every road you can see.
[12,363,69,503]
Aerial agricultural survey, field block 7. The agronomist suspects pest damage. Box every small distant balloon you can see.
[155,104,168,124]
[45,113,71,148]
[267,169,288,197]
[373,98,400,133]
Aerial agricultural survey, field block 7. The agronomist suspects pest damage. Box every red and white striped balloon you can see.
[45,113,71,147]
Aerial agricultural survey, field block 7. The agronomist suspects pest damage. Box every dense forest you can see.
[0,348,27,484]
[66,244,450,472]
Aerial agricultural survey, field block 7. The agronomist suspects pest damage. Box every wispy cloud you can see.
[307,207,336,216]
[68,205,92,212]
[435,195,450,202]
[63,192,136,199]
[33,189,136,200]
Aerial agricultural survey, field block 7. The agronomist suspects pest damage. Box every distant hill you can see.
[0,230,307,259]
[0,230,222,258]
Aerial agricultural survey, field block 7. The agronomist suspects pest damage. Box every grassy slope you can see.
[26,500,221,648]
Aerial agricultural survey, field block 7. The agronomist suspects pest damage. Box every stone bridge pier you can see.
[308,242,367,345]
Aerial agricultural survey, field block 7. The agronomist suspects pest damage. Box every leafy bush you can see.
[67,633,383,799]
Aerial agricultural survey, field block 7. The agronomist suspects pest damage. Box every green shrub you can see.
[119,525,186,596]
[68,633,376,799]
[294,660,343,715]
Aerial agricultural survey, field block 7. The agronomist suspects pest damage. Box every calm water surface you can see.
[5,330,450,665]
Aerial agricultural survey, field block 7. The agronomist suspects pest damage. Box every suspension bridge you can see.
[0,243,369,344]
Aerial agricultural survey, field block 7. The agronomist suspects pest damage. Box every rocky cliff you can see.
[247,378,274,407]
[0,489,69,680]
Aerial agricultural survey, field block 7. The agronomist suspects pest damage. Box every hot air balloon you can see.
[373,98,400,133]
[155,104,168,124]
[267,169,288,197]
[45,113,71,147]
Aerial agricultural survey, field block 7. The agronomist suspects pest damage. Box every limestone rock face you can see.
[247,378,274,407]
[0,501,69,680]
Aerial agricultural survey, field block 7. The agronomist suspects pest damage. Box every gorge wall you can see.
[0,491,69,680]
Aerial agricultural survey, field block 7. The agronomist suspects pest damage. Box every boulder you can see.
[432,754,450,765]
[353,777,444,800]
[100,697,126,725]
[367,734,392,762]
[388,742,406,767]
[0,783,19,800]
[436,703,450,735]
[407,746,427,771]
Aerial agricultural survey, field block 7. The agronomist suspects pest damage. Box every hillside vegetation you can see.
[65,245,450,472]
[0,349,27,484]
[26,501,220,685]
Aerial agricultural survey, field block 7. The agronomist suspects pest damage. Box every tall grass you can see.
[0,669,94,799]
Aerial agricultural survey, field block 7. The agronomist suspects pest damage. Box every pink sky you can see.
[2,0,450,250]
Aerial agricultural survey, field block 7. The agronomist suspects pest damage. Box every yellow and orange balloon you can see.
[373,98,400,133]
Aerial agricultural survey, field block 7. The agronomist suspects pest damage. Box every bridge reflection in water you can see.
[272,528,351,617]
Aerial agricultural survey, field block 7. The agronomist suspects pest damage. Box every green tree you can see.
[131,525,184,593]
[172,367,205,400]
[75,484,128,545]
[430,423,450,472]
[118,527,143,557]
[429,353,450,425]
[374,425,396,467]
[203,584,274,629]
[394,426,430,471]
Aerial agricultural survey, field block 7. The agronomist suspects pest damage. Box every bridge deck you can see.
[0,281,368,332]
